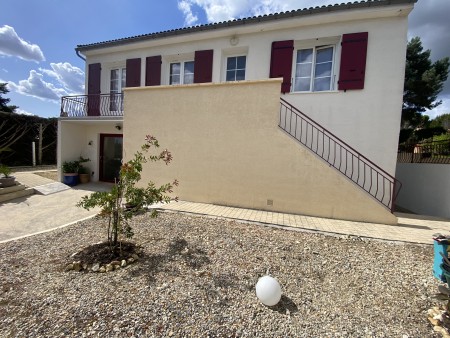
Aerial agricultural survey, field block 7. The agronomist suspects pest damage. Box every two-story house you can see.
[58,0,417,225]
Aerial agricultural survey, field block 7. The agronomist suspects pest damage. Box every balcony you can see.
[60,94,123,117]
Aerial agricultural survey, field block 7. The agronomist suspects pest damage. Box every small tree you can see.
[77,135,178,251]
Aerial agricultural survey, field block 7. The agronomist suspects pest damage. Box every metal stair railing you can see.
[279,98,401,212]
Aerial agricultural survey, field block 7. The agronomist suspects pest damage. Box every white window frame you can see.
[110,68,126,94]
[169,60,194,85]
[110,67,126,111]
[292,44,336,93]
[225,55,247,82]
[292,42,337,93]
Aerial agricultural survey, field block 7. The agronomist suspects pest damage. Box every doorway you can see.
[99,134,123,182]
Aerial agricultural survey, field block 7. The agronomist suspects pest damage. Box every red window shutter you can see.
[338,32,368,90]
[126,58,141,87]
[194,49,214,83]
[87,63,101,116]
[270,40,294,93]
[145,55,162,86]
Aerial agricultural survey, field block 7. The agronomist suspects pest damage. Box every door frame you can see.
[99,133,123,182]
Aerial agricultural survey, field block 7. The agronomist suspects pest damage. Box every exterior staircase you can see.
[0,183,35,203]
[278,98,401,212]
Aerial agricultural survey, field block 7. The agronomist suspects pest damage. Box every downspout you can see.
[76,49,86,61]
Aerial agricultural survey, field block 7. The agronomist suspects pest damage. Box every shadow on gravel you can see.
[129,237,211,283]
[270,295,299,315]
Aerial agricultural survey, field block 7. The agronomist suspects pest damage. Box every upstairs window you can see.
[293,46,334,92]
[226,56,246,81]
[170,61,194,85]
[110,68,126,111]
[110,68,126,94]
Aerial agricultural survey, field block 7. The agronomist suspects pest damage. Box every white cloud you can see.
[0,25,45,62]
[7,62,85,102]
[8,70,68,102]
[39,62,85,94]
[15,108,34,116]
[425,95,450,120]
[177,0,339,25]
[178,1,199,26]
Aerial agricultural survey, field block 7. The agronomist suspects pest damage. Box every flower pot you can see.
[0,176,16,188]
[79,173,90,184]
[63,173,79,186]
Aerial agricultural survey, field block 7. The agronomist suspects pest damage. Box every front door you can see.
[99,134,123,182]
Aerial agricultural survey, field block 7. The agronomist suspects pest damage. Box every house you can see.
[58,0,417,225]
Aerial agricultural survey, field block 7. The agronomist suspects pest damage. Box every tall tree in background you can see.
[402,37,449,129]
[0,83,17,113]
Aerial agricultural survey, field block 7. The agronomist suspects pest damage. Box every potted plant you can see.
[0,164,16,188]
[78,156,91,183]
[62,160,80,186]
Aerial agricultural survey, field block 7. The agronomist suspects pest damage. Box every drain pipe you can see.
[76,50,86,61]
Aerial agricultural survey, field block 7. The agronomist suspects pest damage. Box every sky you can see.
[0,0,449,119]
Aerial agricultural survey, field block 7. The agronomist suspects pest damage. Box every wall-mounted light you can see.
[230,35,239,46]
[115,125,122,131]
[88,140,93,146]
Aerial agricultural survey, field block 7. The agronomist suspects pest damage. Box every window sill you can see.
[288,90,340,94]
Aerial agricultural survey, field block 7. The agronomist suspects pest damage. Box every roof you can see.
[76,0,417,52]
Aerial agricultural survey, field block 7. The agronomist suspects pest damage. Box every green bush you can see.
[77,135,178,251]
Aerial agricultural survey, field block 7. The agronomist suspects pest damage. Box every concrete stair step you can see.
[0,183,26,195]
[0,186,35,203]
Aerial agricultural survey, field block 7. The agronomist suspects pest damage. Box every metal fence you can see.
[397,139,450,164]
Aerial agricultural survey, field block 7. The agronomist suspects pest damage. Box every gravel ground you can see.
[0,211,439,337]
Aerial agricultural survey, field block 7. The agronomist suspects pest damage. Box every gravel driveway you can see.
[0,212,438,337]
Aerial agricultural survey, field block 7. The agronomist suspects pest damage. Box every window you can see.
[293,46,334,92]
[226,56,246,81]
[170,61,194,85]
[110,68,126,93]
[110,68,126,111]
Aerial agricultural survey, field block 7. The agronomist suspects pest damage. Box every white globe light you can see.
[255,275,282,306]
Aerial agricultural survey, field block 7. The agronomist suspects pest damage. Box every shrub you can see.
[77,135,178,251]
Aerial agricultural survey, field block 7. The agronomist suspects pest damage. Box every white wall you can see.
[58,119,122,182]
[396,164,450,219]
[82,6,411,179]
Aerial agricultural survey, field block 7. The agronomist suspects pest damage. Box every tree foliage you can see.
[0,112,57,165]
[0,83,17,113]
[77,135,178,251]
[402,37,450,128]
[430,113,450,130]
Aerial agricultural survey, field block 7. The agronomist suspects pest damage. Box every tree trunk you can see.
[38,123,43,165]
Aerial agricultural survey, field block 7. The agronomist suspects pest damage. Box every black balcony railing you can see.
[279,98,401,212]
[60,94,123,117]
[397,139,450,164]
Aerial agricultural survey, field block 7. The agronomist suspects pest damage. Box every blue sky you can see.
[1,0,449,119]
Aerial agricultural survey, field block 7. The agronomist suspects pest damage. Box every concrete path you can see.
[2,172,450,245]
[0,172,112,243]
[158,201,450,245]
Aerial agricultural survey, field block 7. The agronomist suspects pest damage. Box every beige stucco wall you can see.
[57,119,122,181]
[123,80,397,224]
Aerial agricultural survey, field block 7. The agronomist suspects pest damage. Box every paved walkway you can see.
[0,172,111,243]
[2,172,450,245]
[158,201,450,245]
